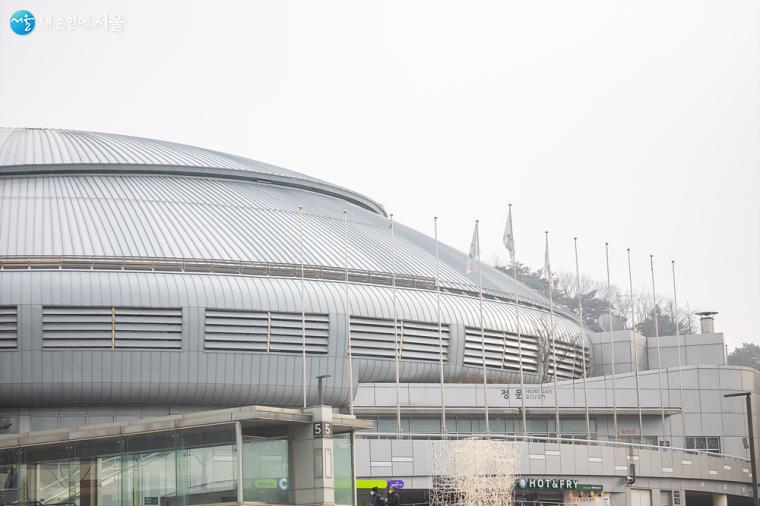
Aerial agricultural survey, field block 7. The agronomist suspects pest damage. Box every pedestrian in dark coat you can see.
[386,485,400,506]
[369,486,383,506]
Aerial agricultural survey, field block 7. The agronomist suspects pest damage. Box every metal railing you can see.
[0,255,554,312]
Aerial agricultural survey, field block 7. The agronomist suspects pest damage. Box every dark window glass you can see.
[0,416,17,434]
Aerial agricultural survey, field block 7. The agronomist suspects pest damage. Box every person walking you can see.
[369,486,383,506]
[386,485,400,506]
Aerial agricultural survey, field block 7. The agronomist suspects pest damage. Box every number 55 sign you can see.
[313,422,333,439]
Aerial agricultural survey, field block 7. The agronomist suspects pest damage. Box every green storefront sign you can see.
[515,478,603,492]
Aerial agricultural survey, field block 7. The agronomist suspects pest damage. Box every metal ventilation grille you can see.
[464,327,540,373]
[350,316,450,362]
[204,310,329,355]
[547,341,590,379]
[0,306,18,349]
[42,307,182,349]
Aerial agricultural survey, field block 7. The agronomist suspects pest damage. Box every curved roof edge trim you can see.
[0,163,388,216]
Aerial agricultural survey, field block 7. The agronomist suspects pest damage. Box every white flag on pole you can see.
[542,233,554,290]
[503,207,515,262]
[465,223,479,275]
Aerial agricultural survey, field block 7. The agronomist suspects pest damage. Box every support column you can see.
[235,421,244,504]
[291,406,336,506]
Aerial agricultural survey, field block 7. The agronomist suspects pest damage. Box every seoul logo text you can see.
[10,10,35,35]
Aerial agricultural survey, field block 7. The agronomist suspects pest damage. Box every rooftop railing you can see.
[0,255,553,312]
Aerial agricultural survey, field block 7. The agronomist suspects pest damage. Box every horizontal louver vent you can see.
[0,306,18,349]
[464,327,540,373]
[42,307,182,349]
[350,316,449,362]
[548,341,590,380]
[204,310,329,355]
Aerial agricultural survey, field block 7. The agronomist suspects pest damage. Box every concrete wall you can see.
[587,332,726,379]
[589,330,649,376]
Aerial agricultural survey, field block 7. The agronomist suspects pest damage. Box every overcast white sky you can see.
[1,0,758,350]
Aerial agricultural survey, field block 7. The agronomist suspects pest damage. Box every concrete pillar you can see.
[712,494,727,506]
[291,406,336,506]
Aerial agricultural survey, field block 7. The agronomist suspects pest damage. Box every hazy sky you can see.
[2,0,758,350]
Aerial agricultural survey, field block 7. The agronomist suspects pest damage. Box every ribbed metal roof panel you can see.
[0,128,309,177]
[0,174,551,306]
[0,128,385,214]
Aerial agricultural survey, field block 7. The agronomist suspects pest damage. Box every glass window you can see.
[8,425,251,506]
[512,417,523,434]
[489,416,507,434]
[456,416,472,434]
[31,415,59,431]
[333,434,353,506]
[0,416,18,434]
[1,449,18,506]
[377,417,396,433]
[526,418,547,434]
[128,448,177,506]
[22,443,73,506]
[177,426,237,505]
[243,436,290,504]
[685,437,695,449]
[560,418,585,434]
[60,415,87,428]
[707,437,721,453]
[410,417,441,434]
[471,417,487,434]
[88,415,115,425]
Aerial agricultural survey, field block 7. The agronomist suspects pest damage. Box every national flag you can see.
[465,223,479,275]
[503,206,515,262]
[542,232,554,290]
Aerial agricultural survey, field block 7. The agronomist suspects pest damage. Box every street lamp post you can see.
[725,392,758,506]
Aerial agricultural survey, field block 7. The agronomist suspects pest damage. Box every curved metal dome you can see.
[0,127,551,307]
[0,127,385,215]
[0,127,591,408]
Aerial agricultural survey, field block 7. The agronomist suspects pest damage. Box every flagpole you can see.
[626,248,644,444]
[390,213,402,434]
[434,217,448,436]
[506,205,528,437]
[341,209,358,506]
[573,238,592,440]
[605,243,619,441]
[476,220,491,435]
[299,205,307,408]
[650,255,667,443]
[343,211,354,416]
[545,231,560,441]
[671,260,687,444]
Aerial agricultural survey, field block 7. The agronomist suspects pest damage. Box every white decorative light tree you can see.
[429,438,522,506]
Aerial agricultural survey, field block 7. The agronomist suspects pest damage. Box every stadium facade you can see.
[0,128,757,506]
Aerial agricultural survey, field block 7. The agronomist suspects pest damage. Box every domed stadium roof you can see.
[0,127,554,308]
[0,127,385,214]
